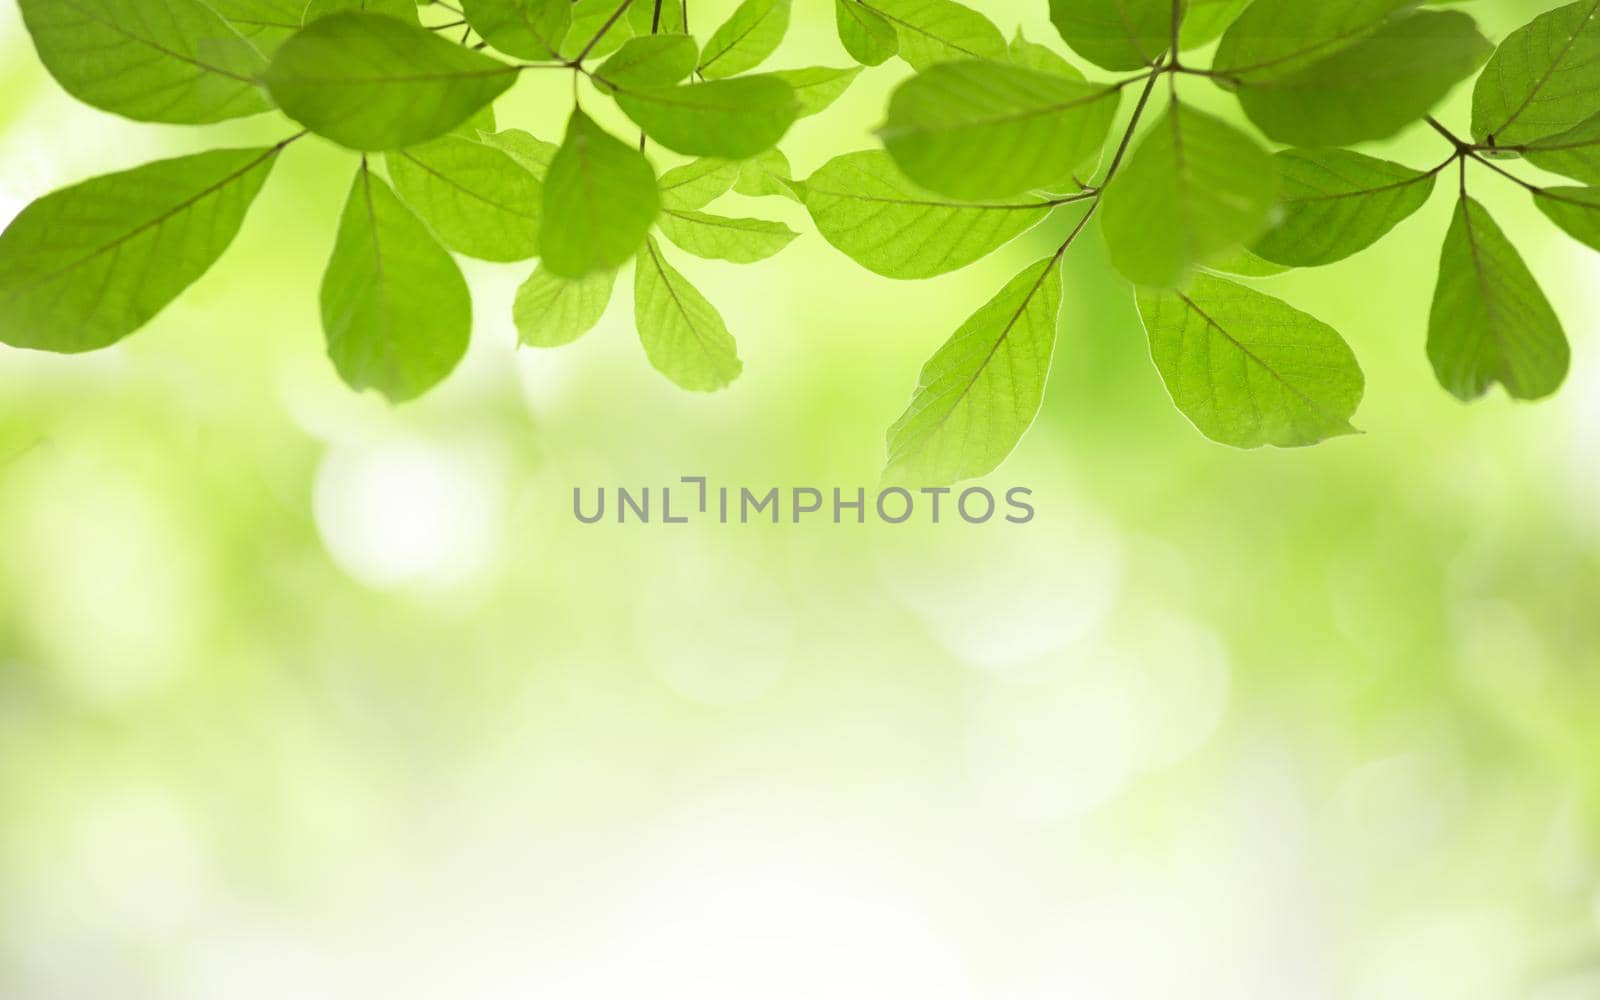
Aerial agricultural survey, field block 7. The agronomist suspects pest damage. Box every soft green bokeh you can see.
[1,1,1597,998]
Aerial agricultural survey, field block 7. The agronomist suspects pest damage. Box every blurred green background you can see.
[2,0,1598,996]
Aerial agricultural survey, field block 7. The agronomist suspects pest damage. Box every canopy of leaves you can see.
[634,236,743,391]
[540,111,660,278]
[1253,149,1438,267]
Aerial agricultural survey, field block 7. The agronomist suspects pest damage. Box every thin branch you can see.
[1099,66,1164,188]
[571,0,634,64]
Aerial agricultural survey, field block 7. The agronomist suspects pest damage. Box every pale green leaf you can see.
[264,12,518,150]
[1533,185,1600,251]
[884,255,1062,485]
[1253,149,1438,267]
[1523,112,1600,184]
[462,0,571,60]
[1099,102,1279,287]
[699,0,790,78]
[595,34,698,88]
[1203,247,1292,277]
[613,75,799,158]
[634,236,742,391]
[1472,0,1600,147]
[1137,273,1364,448]
[835,0,898,66]
[770,66,862,118]
[477,128,559,179]
[1237,10,1490,147]
[388,134,541,262]
[0,146,280,353]
[19,0,271,124]
[540,110,660,277]
[514,265,617,347]
[734,148,796,198]
[659,158,741,209]
[321,166,471,402]
[1428,195,1569,400]
[1179,0,1250,50]
[798,150,1053,278]
[879,59,1120,200]
[560,0,635,60]
[1212,0,1415,80]
[657,209,798,262]
[869,0,1006,69]
[1048,0,1178,71]
[1008,28,1085,78]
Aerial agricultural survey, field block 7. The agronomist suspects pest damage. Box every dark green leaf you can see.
[1212,0,1415,80]
[1100,102,1279,287]
[388,134,542,262]
[596,34,699,88]
[1137,273,1364,448]
[884,255,1062,485]
[879,59,1119,200]
[657,209,798,262]
[634,236,742,390]
[798,150,1054,278]
[515,266,616,346]
[1472,0,1600,147]
[462,0,571,60]
[1533,186,1600,251]
[869,0,1006,69]
[770,66,862,118]
[19,0,271,124]
[1253,149,1439,267]
[1523,112,1600,184]
[699,0,790,78]
[540,110,660,277]
[1048,0,1178,71]
[0,146,280,353]
[835,0,898,65]
[265,12,518,150]
[321,166,471,402]
[1428,195,1568,400]
[613,75,799,158]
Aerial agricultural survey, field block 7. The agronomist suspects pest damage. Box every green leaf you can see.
[770,66,862,118]
[1048,0,1178,71]
[204,0,308,56]
[561,0,635,60]
[1008,28,1085,78]
[613,75,799,158]
[540,110,659,278]
[1472,0,1600,147]
[1236,10,1490,147]
[1212,0,1415,80]
[869,0,1006,69]
[321,166,471,402]
[514,265,617,347]
[18,0,271,124]
[265,12,518,151]
[627,0,686,36]
[1523,112,1600,184]
[699,0,791,78]
[1252,149,1439,267]
[659,159,742,209]
[477,128,559,179]
[878,59,1120,200]
[798,150,1053,278]
[835,0,898,66]
[1099,102,1279,287]
[1204,246,1292,277]
[734,148,797,198]
[657,209,798,262]
[1179,0,1250,50]
[387,134,541,262]
[884,255,1062,485]
[1533,186,1600,251]
[1428,195,1569,400]
[595,34,699,88]
[462,0,571,60]
[0,146,280,353]
[302,0,420,24]
[634,236,743,391]
[1136,273,1364,448]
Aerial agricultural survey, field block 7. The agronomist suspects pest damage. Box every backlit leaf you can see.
[699,0,790,78]
[659,158,741,210]
[1048,0,1178,71]
[515,266,617,347]
[1008,27,1085,78]
[835,0,898,65]
[540,110,660,278]
[734,148,796,198]
[770,66,862,118]
[462,0,571,60]
[1212,0,1415,81]
[869,0,1006,69]
[1472,0,1600,147]
[614,75,799,158]
[1523,112,1600,184]
[560,0,635,60]
[595,34,698,88]
[1253,149,1439,267]
[1533,186,1600,251]
[1179,0,1250,50]
[388,134,542,262]
[477,128,559,179]
[657,209,798,262]
[634,236,742,390]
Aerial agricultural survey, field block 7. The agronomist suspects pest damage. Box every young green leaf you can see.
[1100,102,1279,288]
[321,165,471,402]
[1252,149,1439,267]
[1236,10,1490,147]
[1472,0,1600,147]
[1212,0,1415,81]
[1428,195,1569,400]
[462,0,571,60]
[835,0,898,66]
[561,0,636,60]
[540,110,660,278]
[770,66,863,118]
[1179,0,1250,50]
[1523,112,1600,184]
[634,236,743,391]
[595,34,699,88]
[1048,0,1178,71]
[869,0,1006,69]
[204,0,308,56]
[477,128,560,179]
[1008,28,1085,78]
[884,255,1063,486]
[879,60,1120,200]
[657,209,799,262]
[515,266,617,347]
[18,0,271,124]
[265,12,518,150]
[1532,187,1600,252]
[659,159,742,209]
[734,148,797,199]
[798,150,1054,278]
[0,146,281,353]
[387,134,542,262]
[613,75,799,158]
[1204,246,1291,278]
[1136,273,1364,448]
[699,0,791,79]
